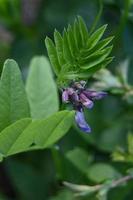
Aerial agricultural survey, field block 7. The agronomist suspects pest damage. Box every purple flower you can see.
[79,93,94,109]
[62,90,69,102]
[75,110,91,133]
[70,92,79,102]
[62,88,79,103]
[83,90,107,100]
[61,81,107,133]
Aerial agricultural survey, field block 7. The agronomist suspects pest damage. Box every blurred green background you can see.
[0,0,133,199]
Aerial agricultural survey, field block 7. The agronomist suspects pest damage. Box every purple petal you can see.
[62,90,69,102]
[71,92,79,102]
[67,88,74,95]
[80,93,94,109]
[75,111,91,133]
[82,100,94,109]
[83,90,107,100]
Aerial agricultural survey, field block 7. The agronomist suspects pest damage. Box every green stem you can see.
[111,175,133,188]
[64,174,133,197]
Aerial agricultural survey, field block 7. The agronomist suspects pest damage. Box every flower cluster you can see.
[62,81,107,133]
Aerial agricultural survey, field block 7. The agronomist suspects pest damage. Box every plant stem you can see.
[111,175,133,188]
[64,174,133,196]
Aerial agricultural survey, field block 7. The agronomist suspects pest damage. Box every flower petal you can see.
[71,92,79,102]
[62,90,69,102]
[83,90,107,100]
[67,88,74,95]
[75,110,91,133]
[80,93,94,109]
[82,99,94,109]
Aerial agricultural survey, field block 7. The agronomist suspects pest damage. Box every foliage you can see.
[45,16,113,86]
[0,58,74,161]
[0,0,133,200]
[26,56,59,119]
[0,16,114,161]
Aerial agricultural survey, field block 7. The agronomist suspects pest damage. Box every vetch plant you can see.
[45,16,113,133]
[0,58,74,161]
[0,16,114,160]
[1,1,133,200]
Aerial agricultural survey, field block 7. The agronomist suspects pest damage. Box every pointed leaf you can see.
[0,118,32,157]
[45,37,61,75]
[34,110,74,147]
[78,16,88,45]
[73,19,82,49]
[87,163,120,183]
[66,147,92,173]
[0,110,74,158]
[81,36,114,56]
[92,36,114,51]
[63,29,73,62]
[67,24,78,57]
[79,57,114,78]
[54,30,65,66]
[87,24,107,49]
[0,59,30,132]
[81,46,113,69]
[26,56,59,119]
[64,57,113,80]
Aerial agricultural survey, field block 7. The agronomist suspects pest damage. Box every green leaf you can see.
[45,17,113,85]
[63,29,73,62]
[0,118,32,157]
[0,59,30,132]
[87,163,120,183]
[45,37,61,75]
[66,147,93,174]
[6,160,47,200]
[34,110,74,148]
[77,16,88,45]
[26,56,59,119]
[81,46,113,69]
[63,57,113,80]
[87,24,107,49]
[0,111,74,158]
[97,120,126,152]
[79,45,112,65]
[112,148,127,162]
[92,36,114,51]
[67,24,78,57]
[81,36,114,56]
[54,30,65,66]
[73,19,82,49]
[80,57,114,77]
